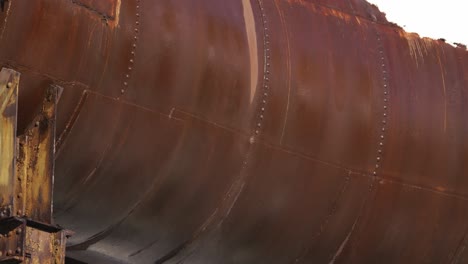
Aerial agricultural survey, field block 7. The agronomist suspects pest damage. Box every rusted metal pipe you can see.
[0,0,467,263]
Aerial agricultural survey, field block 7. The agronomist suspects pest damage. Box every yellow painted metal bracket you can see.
[0,68,19,217]
[0,68,70,263]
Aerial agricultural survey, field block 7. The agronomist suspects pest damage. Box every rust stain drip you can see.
[241,0,259,105]
[274,0,292,145]
[436,49,448,133]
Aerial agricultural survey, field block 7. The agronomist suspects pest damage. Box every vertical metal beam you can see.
[0,68,70,263]
[0,68,20,219]
[16,85,58,223]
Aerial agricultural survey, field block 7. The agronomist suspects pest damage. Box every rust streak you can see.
[436,49,448,132]
[274,0,292,145]
[328,216,359,264]
[0,0,12,40]
[241,0,259,105]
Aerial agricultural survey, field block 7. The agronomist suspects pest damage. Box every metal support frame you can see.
[0,68,70,263]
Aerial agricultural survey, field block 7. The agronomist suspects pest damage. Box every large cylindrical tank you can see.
[0,0,467,263]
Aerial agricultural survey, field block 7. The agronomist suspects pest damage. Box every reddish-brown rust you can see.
[0,0,467,263]
[72,0,119,20]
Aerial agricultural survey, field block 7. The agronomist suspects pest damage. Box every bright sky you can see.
[367,0,467,45]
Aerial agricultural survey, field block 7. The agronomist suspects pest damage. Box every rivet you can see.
[261,107,265,112]
[133,44,137,48]
[15,248,21,254]
[257,123,261,127]
[255,130,259,134]
[382,120,387,124]
[128,67,133,71]
[249,136,255,144]
[376,164,380,168]
[16,228,22,235]
[379,142,384,146]
[136,13,140,17]
[373,171,377,176]
[130,59,134,63]
[377,157,381,161]
[121,89,125,94]
[135,29,139,32]
[136,5,140,8]
[136,21,139,25]
[384,99,388,102]
[264,93,268,96]
[6,82,12,89]
[131,51,135,55]
[262,100,266,104]
[124,82,128,86]
[382,127,385,131]
[384,92,388,95]
[35,121,40,127]
[378,149,382,153]
[383,113,387,117]
[134,36,138,40]
[381,135,384,139]
[384,84,387,88]
[126,74,130,78]
[384,106,387,109]
[260,115,264,119]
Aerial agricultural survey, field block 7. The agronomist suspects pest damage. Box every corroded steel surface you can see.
[0,69,19,213]
[0,0,467,263]
[0,70,68,263]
